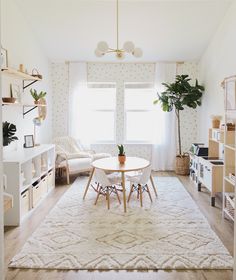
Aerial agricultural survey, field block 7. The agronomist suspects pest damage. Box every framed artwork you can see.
[1,47,8,69]
[24,135,34,148]
[225,79,236,110]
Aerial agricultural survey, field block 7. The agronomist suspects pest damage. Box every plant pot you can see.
[2,97,16,103]
[175,154,190,175]
[34,100,41,105]
[118,155,126,164]
[212,119,220,129]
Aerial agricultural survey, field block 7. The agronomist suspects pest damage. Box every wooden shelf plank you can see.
[224,176,235,186]
[225,144,236,151]
[1,67,42,81]
[4,192,13,213]
[2,102,46,107]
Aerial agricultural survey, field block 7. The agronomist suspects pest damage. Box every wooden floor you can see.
[4,172,234,280]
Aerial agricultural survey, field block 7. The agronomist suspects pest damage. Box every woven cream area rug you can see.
[9,176,233,270]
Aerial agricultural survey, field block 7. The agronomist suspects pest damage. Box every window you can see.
[86,83,116,143]
[124,83,156,143]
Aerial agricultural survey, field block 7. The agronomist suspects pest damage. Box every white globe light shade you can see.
[95,49,104,57]
[97,41,109,53]
[116,51,125,60]
[133,48,143,58]
[123,41,135,53]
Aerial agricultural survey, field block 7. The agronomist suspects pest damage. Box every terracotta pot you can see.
[2,97,16,103]
[118,155,126,164]
[175,154,190,175]
[34,100,41,105]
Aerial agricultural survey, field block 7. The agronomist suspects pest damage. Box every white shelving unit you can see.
[3,144,55,226]
[222,75,236,222]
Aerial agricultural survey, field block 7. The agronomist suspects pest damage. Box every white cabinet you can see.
[3,144,55,226]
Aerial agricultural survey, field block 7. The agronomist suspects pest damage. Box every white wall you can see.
[1,0,52,149]
[198,0,236,144]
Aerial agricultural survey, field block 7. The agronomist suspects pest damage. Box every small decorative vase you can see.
[118,155,126,164]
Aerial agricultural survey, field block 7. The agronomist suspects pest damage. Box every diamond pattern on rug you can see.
[9,176,233,270]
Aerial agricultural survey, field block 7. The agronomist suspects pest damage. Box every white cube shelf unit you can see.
[3,144,55,226]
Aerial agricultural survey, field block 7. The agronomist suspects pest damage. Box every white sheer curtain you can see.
[68,62,91,146]
[151,63,177,171]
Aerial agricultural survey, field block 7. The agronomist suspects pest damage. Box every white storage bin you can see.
[32,182,42,207]
[47,170,54,191]
[40,176,48,197]
[21,190,30,217]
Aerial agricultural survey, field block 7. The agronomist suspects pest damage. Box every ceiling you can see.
[13,0,232,62]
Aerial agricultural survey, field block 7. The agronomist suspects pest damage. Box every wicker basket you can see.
[175,154,190,175]
[224,193,235,220]
[212,119,220,128]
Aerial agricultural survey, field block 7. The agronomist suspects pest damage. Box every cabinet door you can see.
[204,164,212,190]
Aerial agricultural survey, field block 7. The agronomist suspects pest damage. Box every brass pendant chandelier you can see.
[95,0,143,59]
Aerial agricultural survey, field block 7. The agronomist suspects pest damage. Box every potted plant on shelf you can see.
[30,89,47,104]
[2,121,18,155]
[154,75,204,175]
[117,144,126,164]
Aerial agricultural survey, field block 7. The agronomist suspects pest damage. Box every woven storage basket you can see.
[212,119,220,128]
[175,154,190,175]
[225,193,235,220]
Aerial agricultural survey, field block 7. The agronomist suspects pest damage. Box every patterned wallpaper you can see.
[51,63,69,138]
[51,62,199,159]
[176,62,200,152]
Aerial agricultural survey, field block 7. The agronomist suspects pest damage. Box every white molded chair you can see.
[53,136,111,184]
[94,169,121,210]
[126,165,157,207]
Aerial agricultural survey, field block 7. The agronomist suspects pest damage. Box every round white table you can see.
[83,156,156,212]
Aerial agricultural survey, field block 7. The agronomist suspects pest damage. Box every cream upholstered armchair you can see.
[53,136,111,184]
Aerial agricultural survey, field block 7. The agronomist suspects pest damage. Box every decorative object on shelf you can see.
[117,144,126,164]
[30,88,47,104]
[2,84,17,104]
[95,0,142,59]
[19,64,24,72]
[1,46,8,68]
[38,97,47,120]
[2,121,18,147]
[223,77,236,110]
[31,68,43,80]
[154,75,204,175]
[24,135,34,148]
[226,122,235,131]
[33,117,43,146]
[211,115,222,129]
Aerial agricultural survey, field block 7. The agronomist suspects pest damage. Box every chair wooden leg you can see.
[114,186,121,204]
[139,184,143,207]
[106,188,110,210]
[146,184,153,202]
[127,184,134,202]
[94,186,102,205]
[66,166,70,185]
[150,175,157,197]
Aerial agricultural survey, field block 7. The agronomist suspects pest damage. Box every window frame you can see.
[124,83,155,144]
[87,83,117,144]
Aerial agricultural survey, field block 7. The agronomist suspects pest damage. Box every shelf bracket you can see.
[23,80,38,90]
[23,106,37,118]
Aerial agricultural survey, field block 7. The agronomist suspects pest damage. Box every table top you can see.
[92,156,150,172]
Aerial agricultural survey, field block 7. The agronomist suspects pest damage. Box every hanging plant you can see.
[2,121,18,147]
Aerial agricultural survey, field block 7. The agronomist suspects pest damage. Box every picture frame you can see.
[24,135,34,148]
[225,79,236,110]
[1,47,8,69]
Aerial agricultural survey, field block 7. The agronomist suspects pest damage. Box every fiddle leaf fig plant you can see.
[2,121,18,147]
[30,89,47,102]
[154,75,204,156]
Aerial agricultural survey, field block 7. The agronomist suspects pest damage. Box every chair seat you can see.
[92,153,111,161]
[107,172,122,184]
[126,174,141,184]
